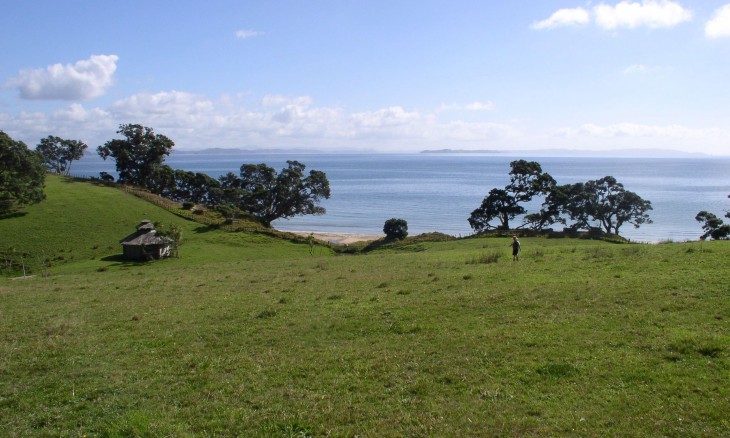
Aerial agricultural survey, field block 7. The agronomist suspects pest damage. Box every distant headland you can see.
[167,147,716,158]
[421,149,504,154]
[420,148,713,158]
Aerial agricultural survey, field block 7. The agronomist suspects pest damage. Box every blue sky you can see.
[2,0,730,154]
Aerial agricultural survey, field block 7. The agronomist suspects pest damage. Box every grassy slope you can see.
[0,175,318,274]
[1,177,729,436]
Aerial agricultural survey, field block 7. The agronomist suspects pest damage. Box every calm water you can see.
[72,152,730,242]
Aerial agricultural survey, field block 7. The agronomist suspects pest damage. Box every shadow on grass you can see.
[193,225,219,234]
[0,211,28,220]
[59,177,85,184]
[99,254,157,269]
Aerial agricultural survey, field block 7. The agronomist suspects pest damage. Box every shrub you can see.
[182,201,195,210]
[383,218,408,240]
[99,171,115,183]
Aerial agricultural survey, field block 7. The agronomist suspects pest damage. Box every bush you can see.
[182,201,195,210]
[99,172,115,183]
[383,218,408,240]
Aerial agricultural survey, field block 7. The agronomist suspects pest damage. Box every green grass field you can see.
[1,176,729,436]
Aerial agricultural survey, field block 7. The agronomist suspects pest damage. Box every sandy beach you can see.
[289,231,384,245]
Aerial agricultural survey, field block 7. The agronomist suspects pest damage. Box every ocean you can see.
[71,152,730,243]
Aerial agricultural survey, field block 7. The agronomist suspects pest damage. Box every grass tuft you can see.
[467,251,500,264]
[535,363,578,379]
[255,309,277,319]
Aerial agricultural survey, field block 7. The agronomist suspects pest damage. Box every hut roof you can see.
[120,220,172,246]
[137,221,155,231]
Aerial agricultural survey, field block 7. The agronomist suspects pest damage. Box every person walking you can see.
[511,236,521,261]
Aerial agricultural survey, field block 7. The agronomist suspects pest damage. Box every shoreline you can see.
[287,231,384,245]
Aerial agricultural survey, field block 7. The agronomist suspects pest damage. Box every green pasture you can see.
[0,176,318,275]
[1,176,728,436]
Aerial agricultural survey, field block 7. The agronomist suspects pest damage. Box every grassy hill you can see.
[1,176,729,436]
[0,175,318,275]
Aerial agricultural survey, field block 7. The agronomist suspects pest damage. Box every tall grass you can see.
[467,250,501,264]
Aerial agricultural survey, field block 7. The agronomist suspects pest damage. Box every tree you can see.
[98,172,115,183]
[583,176,653,235]
[695,208,730,240]
[173,170,221,205]
[0,131,46,216]
[545,182,594,230]
[36,135,87,175]
[97,124,174,189]
[220,160,330,227]
[524,183,578,231]
[507,160,556,203]
[383,218,408,240]
[469,160,555,233]
[468,188,524,232]
[166,224,183,258]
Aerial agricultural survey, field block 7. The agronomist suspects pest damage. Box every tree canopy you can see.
[695,196,730,240]
[383,218,408,240]
[97,124,174,189]
[583,176,653,235]
[469,161,653,236]
[219,160,330,226]
[507,159,556,203]
[36,135,88,175]
[468,188,524,232]
[469,160,554,232]
[0,131,46,216]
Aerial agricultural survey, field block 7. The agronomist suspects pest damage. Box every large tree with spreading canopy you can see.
[219,160,330,227]
[36,135,87,176]
[0,131,46,216]
[97,124,174,189]
[469,160,555,232]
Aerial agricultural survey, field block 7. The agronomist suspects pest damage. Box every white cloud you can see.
[622,64,660,74]
[6,93,729,154]
[705,4,730,38]
[53,103,110,122]
[110,91,215,126]
[262,95,313,108]
[439,101,495,112]
[533,1,692,31]
[531,8,590,30]
[549,122,730,155]
[5,54,118,101]
[0,91,523,151]
[351,106,422,129]
[465,101,496,111]
[235,29,260,39]
[556,122,713,139]
[593,0,692,30]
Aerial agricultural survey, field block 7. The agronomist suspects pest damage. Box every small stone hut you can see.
[120,220,172,260]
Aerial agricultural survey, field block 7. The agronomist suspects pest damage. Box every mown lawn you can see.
[2,228,729,436]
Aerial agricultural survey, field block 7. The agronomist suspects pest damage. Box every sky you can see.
[2,0,730,155]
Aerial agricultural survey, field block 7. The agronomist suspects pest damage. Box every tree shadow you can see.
[193,225,219,234]
[0,211,28,220]
[58,176,85,184]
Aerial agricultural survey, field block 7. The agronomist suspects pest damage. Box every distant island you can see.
[421,149,504,154]
[421,148,712,158]
[163,147,715,158]
[174,147,330,155]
